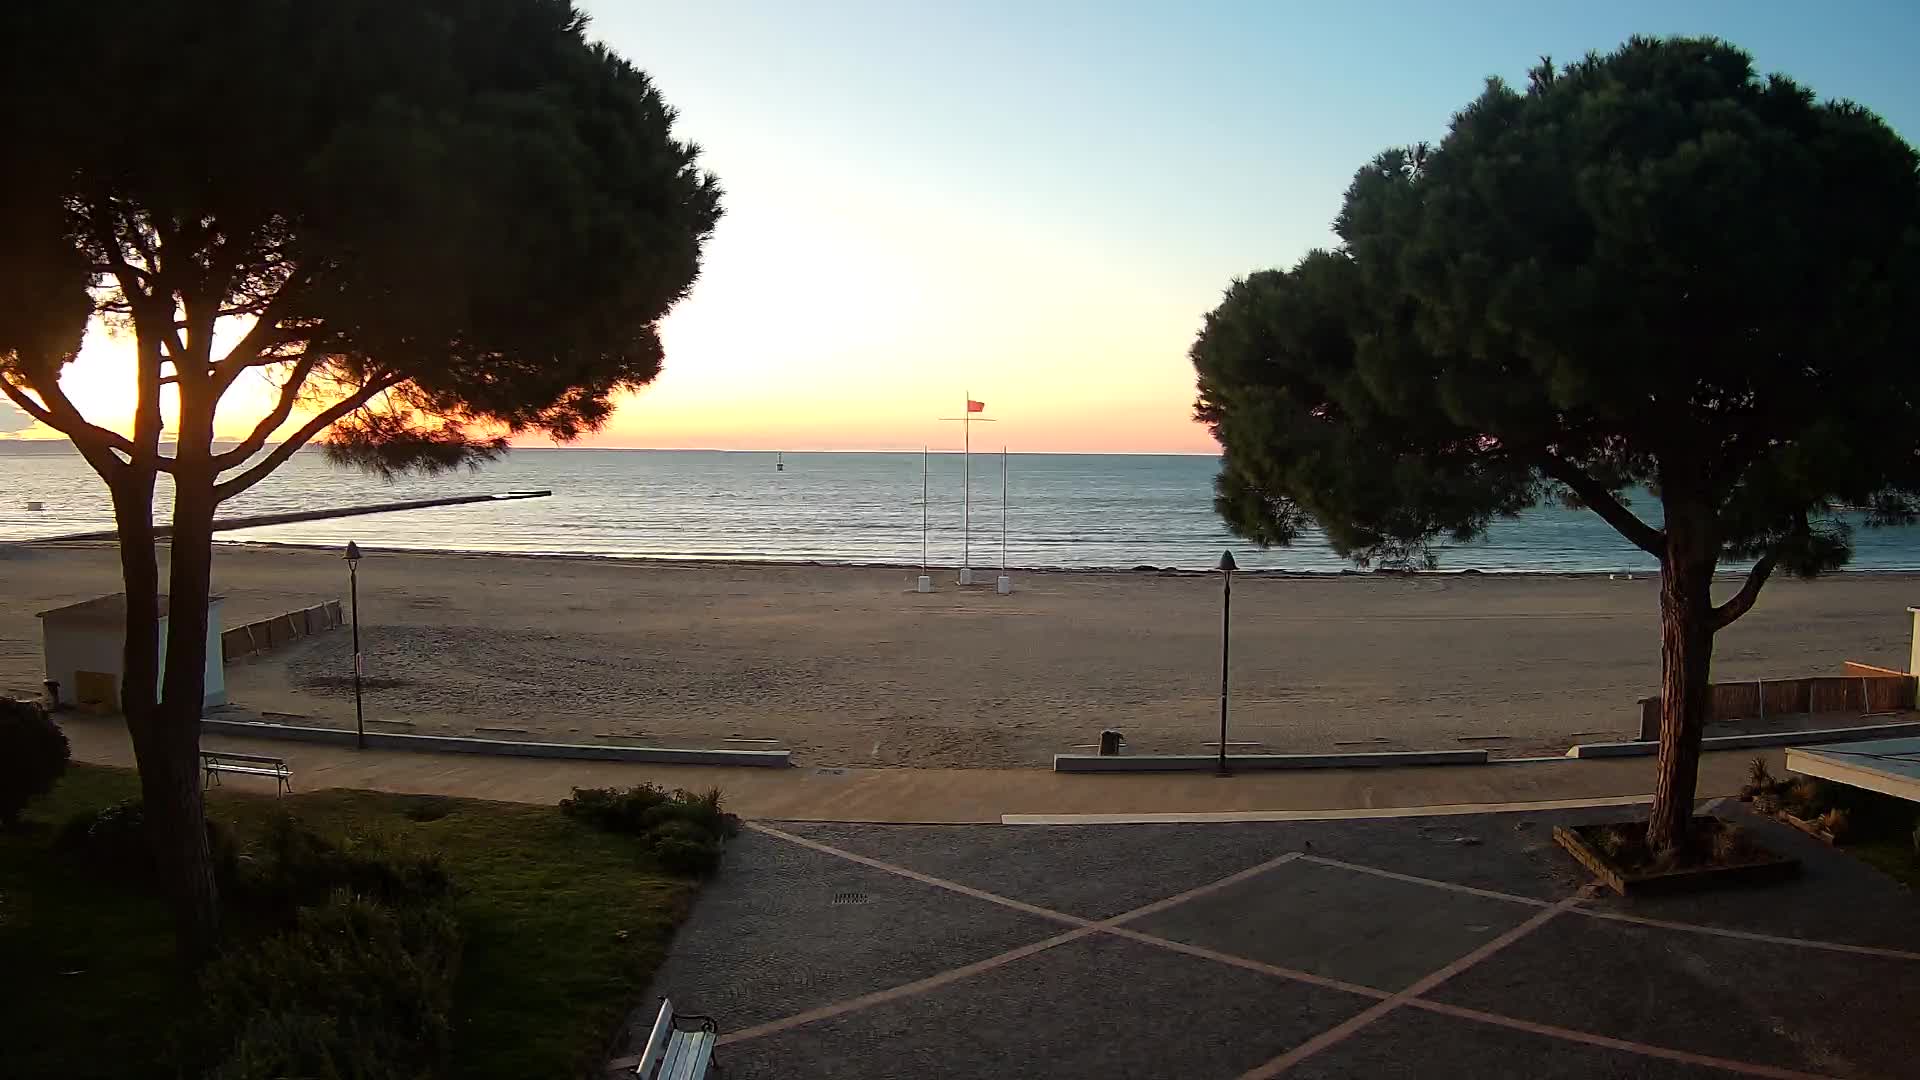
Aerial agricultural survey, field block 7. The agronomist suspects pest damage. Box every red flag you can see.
[967,399,985,413]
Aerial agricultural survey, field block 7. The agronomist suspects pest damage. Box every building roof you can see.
[1787,737,1920,805]
[35,592,224,624]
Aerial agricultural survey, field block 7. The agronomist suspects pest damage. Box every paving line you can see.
[1574,908,1920,962]
[725,830,1314,1046]
[1302,852,1920,963]
[731,822,1912,1078]
[1404,1000,1837,1080]
[1296,854,1553,908]
[717,926,1096,1046]
[1100,925,1389,1001]
[1238,895,1584,1079]
[1099,850,1303,923]
[748,823,1089,928]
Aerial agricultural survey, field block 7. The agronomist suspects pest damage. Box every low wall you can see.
[1570,719,1920,759]
[222,601,344,662]
[1636,664,1916,740]
[199,716,791,767]
[1053,749,1489,773]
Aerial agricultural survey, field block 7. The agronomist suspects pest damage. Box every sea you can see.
[6,443,1920,573]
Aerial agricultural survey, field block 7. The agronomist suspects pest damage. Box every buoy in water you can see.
[26,501,44,511]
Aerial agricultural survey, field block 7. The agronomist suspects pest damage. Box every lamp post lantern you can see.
[1216,549,1236,777]
[345,541,365,750]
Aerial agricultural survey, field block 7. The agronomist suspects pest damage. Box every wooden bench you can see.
[201,750,292,796]
[633,999,718,1079]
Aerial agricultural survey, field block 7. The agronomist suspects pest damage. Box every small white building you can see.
[36,593,226,711]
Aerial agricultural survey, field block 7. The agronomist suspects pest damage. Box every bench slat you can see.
[202,751,288,765]
[206,765,288,778]
[631,999,714,1079]
[657,1033,688,1079]
[635,1001,676,1077]
[666,1032,714,1080]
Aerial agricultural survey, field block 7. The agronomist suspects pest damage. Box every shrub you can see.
[205,1014,355,1080]
[58,800,150,864]
[201,890,460,1080]
[558,783,670,833]
[57,799,238,884]
[1817,808,1851,842]
[1709,823,1755,863]
[1786,777,1824,815]
[648,818,725,876]
[559,785,739,875]
[231,814,451,921]
[0,697,69,827]
[1593,825,1631,857]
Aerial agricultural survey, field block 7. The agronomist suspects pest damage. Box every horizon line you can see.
[0,436,1221,458]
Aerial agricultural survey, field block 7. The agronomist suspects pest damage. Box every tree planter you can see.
[1553,818,1800,896]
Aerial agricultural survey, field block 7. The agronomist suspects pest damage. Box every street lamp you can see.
[345,541,365,750]
[1216,549,1236,778]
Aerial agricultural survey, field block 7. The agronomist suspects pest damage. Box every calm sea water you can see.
[5,444,1920,572]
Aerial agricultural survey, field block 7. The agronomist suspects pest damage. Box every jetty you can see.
[30,490,553,542]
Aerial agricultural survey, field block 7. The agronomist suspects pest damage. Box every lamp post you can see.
[1217,550,1236,777]
[345,541,365,750]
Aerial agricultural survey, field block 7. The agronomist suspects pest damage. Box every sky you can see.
[12,1,1920,453]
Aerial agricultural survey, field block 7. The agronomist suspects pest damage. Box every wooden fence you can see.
[1635,662,1916,740]
[221,600,344,662]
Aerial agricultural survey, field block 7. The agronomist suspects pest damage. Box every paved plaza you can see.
[626,801,1920,1079]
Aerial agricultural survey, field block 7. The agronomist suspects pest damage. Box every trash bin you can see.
[1098,729,1125,756]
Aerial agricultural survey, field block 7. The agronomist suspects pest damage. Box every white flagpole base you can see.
[996,575,1012,595]
[916,575,933,593]
[958,567,974,586]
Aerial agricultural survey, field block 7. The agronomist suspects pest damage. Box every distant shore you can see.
[7,543,1912,769]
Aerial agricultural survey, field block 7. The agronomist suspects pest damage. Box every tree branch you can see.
[1711,549,1777,631]
[212,373,404,502]
[211,277,308,394]
[210,353,319,469]
[1,369,150,465]
[1710,515,1809,630]
[0,374,56,428]
[1539,455,1665,556]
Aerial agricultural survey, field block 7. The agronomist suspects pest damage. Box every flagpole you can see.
[1001,446,1008,571]
[963,390,971,582]
[921,446,929,573]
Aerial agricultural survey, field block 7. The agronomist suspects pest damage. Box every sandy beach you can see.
[3,542,1913,767]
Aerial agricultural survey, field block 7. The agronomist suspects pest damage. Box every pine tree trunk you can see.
[111,475,160,720]
[1646,504,1717,854]
[132,692,220,961]
[111,469,219,960]
[155,451,223,961]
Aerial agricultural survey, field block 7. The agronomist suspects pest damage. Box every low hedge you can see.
[203,891,461,1080]
[559,784,739,874]
[0,697,68,827]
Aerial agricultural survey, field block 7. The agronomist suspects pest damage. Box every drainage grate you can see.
[830,891,871,906]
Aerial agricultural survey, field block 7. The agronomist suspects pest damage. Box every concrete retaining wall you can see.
[198,716,791,767]
[1053,749,1489,773]
[1568,719,1920,759]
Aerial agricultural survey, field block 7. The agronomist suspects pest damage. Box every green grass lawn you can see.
[1848,835,1920,890]
[0,765,700,1079]
[1830,786,1920,891]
